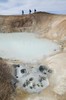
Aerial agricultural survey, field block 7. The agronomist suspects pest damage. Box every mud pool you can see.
[13,64,52,93]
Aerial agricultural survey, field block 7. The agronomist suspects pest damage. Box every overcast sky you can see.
[0,0,66,15]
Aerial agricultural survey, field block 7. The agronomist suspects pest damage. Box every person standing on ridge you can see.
[34,9,36,13]
[29,9,31,14]
[22,10,24,15]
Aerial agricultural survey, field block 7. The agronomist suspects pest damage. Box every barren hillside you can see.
[0,12,66,41]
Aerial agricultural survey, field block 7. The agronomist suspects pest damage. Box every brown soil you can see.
[0,59,14,100]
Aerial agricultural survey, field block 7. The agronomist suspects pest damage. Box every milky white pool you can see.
[0,32,60,62]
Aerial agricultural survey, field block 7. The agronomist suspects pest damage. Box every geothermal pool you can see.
[0,32,60,62]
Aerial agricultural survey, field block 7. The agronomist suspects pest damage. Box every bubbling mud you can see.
[13,64,52,93]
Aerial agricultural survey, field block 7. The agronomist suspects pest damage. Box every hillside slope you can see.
[0,12,66,39]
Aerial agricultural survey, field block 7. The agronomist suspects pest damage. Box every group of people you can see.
[22,9,37,15]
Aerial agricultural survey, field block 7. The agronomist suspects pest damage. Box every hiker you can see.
[29,9,31,14]
[22,10,24,15]
[34,9,36,13]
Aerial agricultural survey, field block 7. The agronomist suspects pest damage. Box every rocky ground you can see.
[0,12,66,100]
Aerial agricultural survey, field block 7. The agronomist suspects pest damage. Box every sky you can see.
[0,0,66,15]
